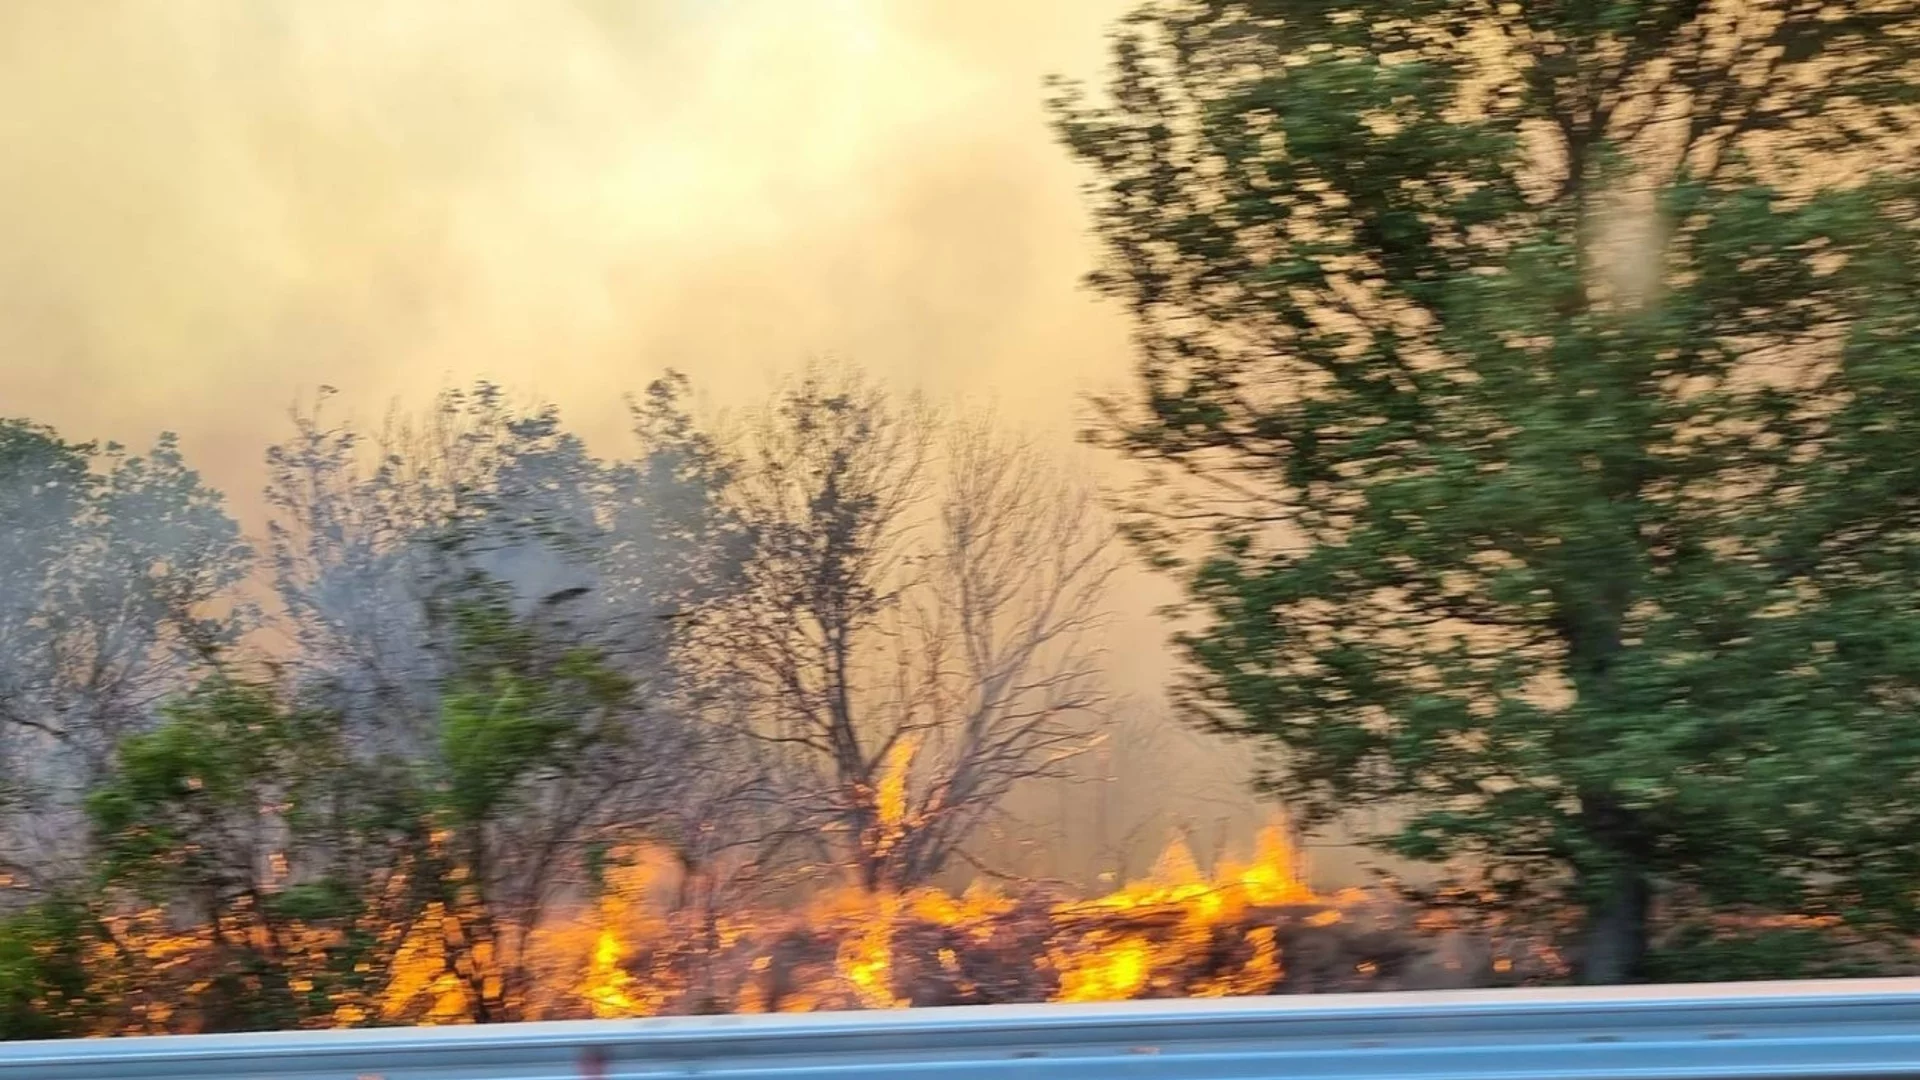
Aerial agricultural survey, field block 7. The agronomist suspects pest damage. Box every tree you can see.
[264,383,608,758]
[1054,0,1920,982]
[85,677,369,1032]
[0,421,252,888]
[265,379,743,754]
[262,380,750,1022]
[406,585,683,1023]
[716,365,1118,892]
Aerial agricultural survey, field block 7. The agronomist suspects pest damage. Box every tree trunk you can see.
[1574,789,1652,984]
[1577,855,1650,984]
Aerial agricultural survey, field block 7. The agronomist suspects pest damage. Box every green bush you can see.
[0,899,94,1040]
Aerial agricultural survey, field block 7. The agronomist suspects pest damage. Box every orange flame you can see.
[567,816,1313,1014]
[92,812,1370,1031]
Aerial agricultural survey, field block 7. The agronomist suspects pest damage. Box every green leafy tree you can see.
[1054,1,1920,982]
[86,677,369,1031]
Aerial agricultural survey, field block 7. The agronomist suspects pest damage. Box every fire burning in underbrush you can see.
[60,821,1566,1036]
[368,823,1561,1025]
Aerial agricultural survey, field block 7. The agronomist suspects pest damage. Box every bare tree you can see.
[713,365,1120,892]
[888,416,1118,886]
[713,364,934,890]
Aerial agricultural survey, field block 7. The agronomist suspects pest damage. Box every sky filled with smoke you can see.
[0,0,1384,883]
[0,0,1131,459]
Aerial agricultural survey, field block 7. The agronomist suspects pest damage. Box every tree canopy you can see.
[1054,0,1920,981]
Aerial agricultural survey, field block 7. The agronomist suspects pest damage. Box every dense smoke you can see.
[0,0,1314,886]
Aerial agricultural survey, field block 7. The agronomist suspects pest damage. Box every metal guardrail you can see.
[3,978,1918,1079]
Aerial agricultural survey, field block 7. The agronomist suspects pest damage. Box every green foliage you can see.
[1644,923,1901,985]
[264,878,359,924]
[0,899,94,1041]
[88,679,312,898]
[1058,1,1920,981]
[80,677,385,1033]
[440,673,566,826]
[435,588,635,829]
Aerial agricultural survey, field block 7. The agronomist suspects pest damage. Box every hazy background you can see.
[0,0,1382,887]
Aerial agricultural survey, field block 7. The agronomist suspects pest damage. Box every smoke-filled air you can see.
[4,0,1920,1037]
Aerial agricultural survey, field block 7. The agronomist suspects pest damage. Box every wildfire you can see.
[1043,827,1309,1004]
[380,902,475,1023]
[550,727,1322,1017]
[556,816,1317,1016]
[64,813,1582,1036]
[76,726,1557,1038]
[837,891,906,1010]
